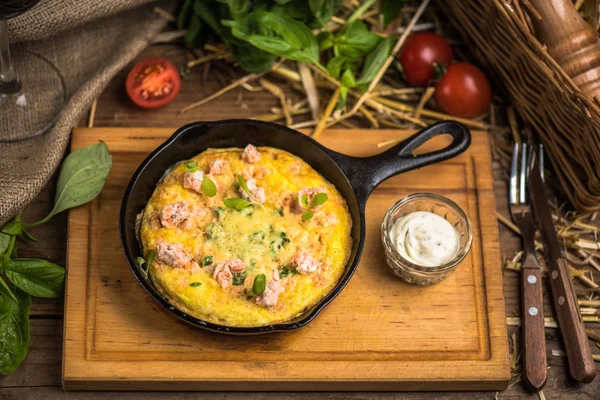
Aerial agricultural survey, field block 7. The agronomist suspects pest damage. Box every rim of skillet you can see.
[119,119,366,335]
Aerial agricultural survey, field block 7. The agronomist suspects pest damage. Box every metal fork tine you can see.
[520,143,527,204]
[510,143,519,204]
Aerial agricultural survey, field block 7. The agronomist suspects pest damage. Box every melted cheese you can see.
[139,147,352,327]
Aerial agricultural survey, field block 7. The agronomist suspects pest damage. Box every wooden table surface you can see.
[1,45,598,399]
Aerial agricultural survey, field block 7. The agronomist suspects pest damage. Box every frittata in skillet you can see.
[137,144,352,327]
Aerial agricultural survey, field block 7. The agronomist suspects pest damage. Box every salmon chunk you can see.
[209,159,227,175]
[160,201,190,228]
[291,251,321,275]
[183,170,204,193]
[213,259,246,288]
[256,270,284,308]
[241,144,261,163]
[239,178,266,204]
[156,240,193,269]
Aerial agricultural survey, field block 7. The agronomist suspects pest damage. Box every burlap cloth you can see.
[0,0,171,225]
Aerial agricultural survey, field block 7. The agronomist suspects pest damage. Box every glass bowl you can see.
[381,193,473,285]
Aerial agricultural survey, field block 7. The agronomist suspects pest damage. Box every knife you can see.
[527,145,596,384]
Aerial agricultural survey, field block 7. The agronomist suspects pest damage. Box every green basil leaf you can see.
[216,0,252,20]
[0,278,17,302]
[301,194,309,207]
[309,0,336,26]
[317,31,334,51]
[340,69,356,88]
[252,273,266,295]
[357,36,395,85]
[4,259,65,299]
[184,161,198,172]
[310,192,329,207]
[177,0,194,29]
[184,14,205,49]
[223,198,253,211]
[1,221,22,236]
[0,287,31,376]
[335,20,381,60]
[20,229,37,243]
[337,85,348,110]
[202,256,213,266]
[229,41,278,73]
[326,55,345,79]
[0,233,10,255]
[136,257,145,268]
[189,282,202,287]
[223,12,320,65]
[382,0,405,27]
[201,178,218,197]
[301,210,314,221]
[236,173,250,194]
[34,141,112,226]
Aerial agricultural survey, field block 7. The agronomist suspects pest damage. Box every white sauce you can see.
[390,211,460,267]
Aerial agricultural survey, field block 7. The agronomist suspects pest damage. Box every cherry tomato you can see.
[126,57,181,109]
[399,32,453,87]
[434,62,492,119]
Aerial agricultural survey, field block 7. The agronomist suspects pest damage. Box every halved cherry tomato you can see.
[399,32,453,87]
[434,62,492,119]
[126,57,181,109]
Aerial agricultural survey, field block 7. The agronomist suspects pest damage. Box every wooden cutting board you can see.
[62,127,509,391]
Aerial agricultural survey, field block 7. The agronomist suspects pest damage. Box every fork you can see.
[509,143,547,391]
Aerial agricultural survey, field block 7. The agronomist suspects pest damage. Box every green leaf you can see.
[0,279,17,302]
[201,178,218,197]
[382,0,405,27]
[310,192,329,207]
[337,85,348,110]
[326,55,346,79]
[184,161,199,172]
[33,141,112,226]
[202,256,213,266]
[177,0,194,29]
[357,36,395,85]
[334,20,381,60]
[136,257,145,268]
[252,273,266,295]
[309,0,336,26]
[301,210,314,221]
[4,259,65,299]
[317,31,334,51]
[279,266,291,278]
[0,287,31,376]
[189,282,202,287]
[216,0,252,19]
[232,270,247,286]
[223,198,253,211]
[184,14,205,49]
[301,194,309,207]
[222,12,321,65]
[1,221,22,236]
[20,229,37,243]
[236,173,251,195]
[0,233,10,255]
[340,69,356,88]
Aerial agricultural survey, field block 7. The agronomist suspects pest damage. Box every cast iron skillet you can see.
[120,119,470,334]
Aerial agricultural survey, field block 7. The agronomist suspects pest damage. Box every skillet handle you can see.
[331,121,471,206]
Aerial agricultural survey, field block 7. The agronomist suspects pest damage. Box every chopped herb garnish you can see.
[202,256,213,266]
[277,208,284,216]
[136,257,145,268]
[310,193,328,207]
[252,231,265,240]
[301,194,308,207]
[252,274,266,295]
[223,197,253,211]
[279,266,293,278]
[280,231,290,244]
[236,173,250,195]
[232,270,247,286]
[301,210,314,221]
[189,282,202,287]
[184,161,198,172]
[201,177,217,197]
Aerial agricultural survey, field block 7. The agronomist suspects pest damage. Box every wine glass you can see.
[0,0,66,143]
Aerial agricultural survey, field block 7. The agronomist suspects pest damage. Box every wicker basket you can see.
[440,0,600,212]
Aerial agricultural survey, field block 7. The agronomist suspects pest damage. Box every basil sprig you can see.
[0,141,112,376]
[301,192,328,221]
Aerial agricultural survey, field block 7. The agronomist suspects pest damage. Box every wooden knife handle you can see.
[521,254,547,391]
[548,258,596,383]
